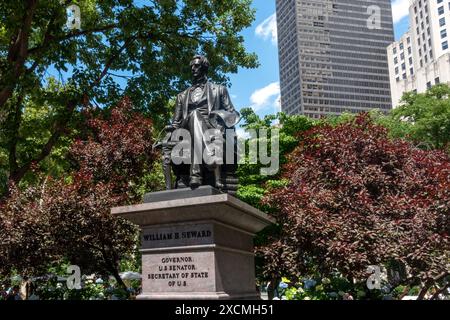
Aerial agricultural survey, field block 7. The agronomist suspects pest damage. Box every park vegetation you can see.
[1,1,449,300]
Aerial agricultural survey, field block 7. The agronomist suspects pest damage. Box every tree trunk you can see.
[111,267,129,297]
[267,277,280,300]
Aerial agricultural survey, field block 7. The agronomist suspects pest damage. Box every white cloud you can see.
[391,0,410,24]
[255,13,277,45]
[235,128,250,139]
[249,82,280,112]
[274,94,281,112]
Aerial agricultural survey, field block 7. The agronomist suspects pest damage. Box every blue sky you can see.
[228,0,412,120]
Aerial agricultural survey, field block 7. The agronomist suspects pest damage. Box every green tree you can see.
[390,84,450,150]
[0,79,79,195]
[0,0,258,194]
[237,108,315,209]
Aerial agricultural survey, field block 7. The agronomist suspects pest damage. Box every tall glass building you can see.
[276,0,395,117]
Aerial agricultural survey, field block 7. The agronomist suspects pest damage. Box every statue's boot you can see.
[190,176,202,189]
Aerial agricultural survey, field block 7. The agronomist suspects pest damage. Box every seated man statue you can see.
[156,55,240,192]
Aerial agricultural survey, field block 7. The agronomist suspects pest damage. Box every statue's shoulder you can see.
[177,87,190,99]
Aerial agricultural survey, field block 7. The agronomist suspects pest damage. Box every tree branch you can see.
[8,34,139,186]
[431,283,449,300]
[7,94,24,175]
[0,0,39,109]
[91,36,136,89]
[8,98,78,185]
[417,272,448,300]
[27,24,119,55]
[397,285,411,300]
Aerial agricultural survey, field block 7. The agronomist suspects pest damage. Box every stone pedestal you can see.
[111,186,274,300]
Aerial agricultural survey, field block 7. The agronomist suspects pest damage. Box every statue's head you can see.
[190,55,209,80]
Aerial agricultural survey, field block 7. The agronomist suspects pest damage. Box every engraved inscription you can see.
[141,224,214,249]
[143,230,212,242]
[147,255,210,288]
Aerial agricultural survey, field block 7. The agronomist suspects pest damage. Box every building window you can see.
[438,6,444,15]
[443,41,449,50]
[407,37,411,44]
[427,82,432,89]
[409,57,413,65]
[441,29,447,39]
[438,0,443,4]
[402,63,406,70]
[395,66,399,74]
[400,43,404,50]
[393,47,397,54]
[410,68,414,75]
[408,47,412,54]
[440,17,446,27]
[435,77,440,84]
[403,73,407,79]
[394,57,398,64]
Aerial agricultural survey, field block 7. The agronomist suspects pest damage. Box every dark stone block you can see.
[143,185,223,203]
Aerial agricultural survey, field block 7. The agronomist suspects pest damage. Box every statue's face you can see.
[191,58,204,79]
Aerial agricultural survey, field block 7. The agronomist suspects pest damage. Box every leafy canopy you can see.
[260,114,449,299]
[391,84,450,150]
[0,0,258,194]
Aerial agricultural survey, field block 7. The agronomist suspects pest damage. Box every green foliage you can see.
[280,277,350,300]
[236,108,315,211]
[0,0,258,115]
[0,79,79,192]
[0,0,259,195]
[237,184,266,208]
[391,84,450,150]
[319,111,357,127]
[25,274,134,300]
[134,161,167,198]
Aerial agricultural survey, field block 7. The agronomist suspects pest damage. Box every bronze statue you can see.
[154,55,240,194]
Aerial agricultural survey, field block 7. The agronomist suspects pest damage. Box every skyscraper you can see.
[388,0,450,108]
[276,0,394,118]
